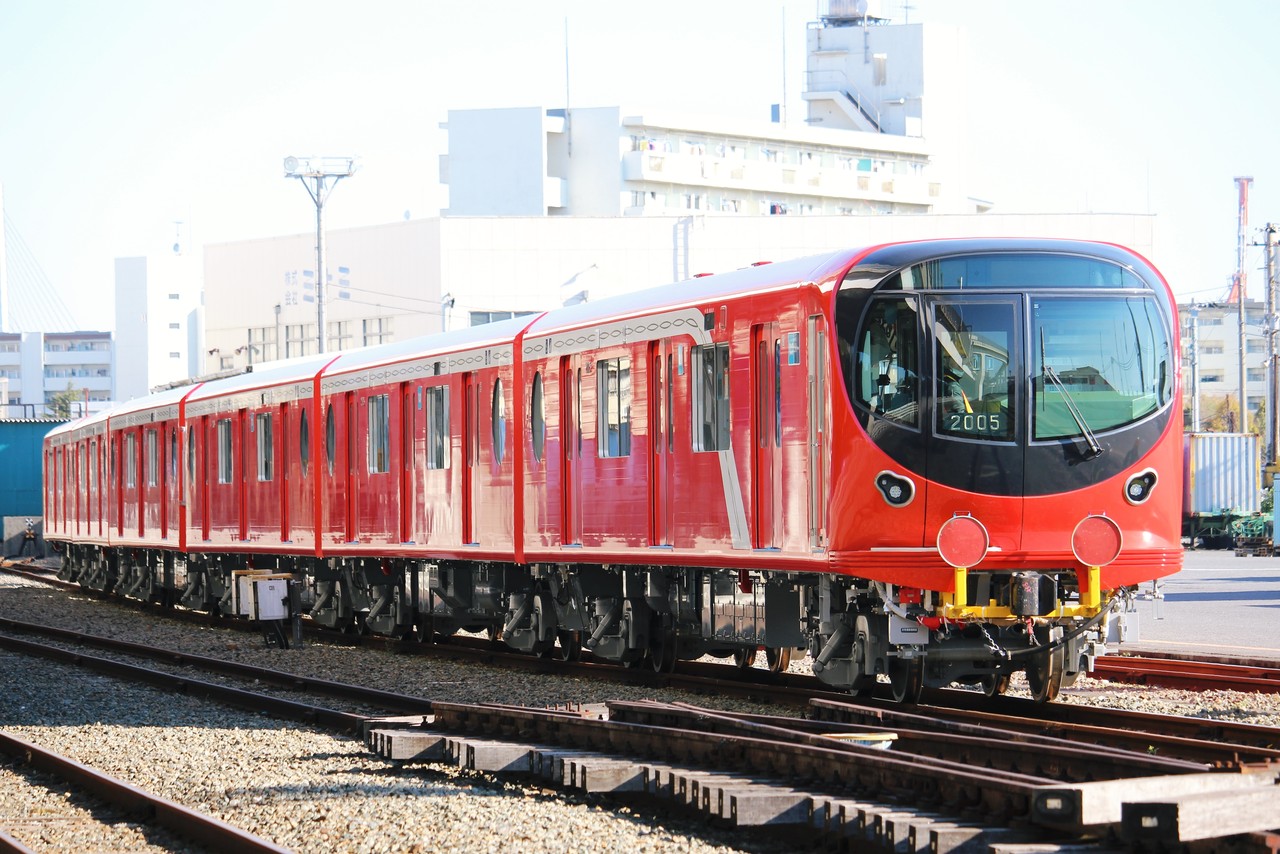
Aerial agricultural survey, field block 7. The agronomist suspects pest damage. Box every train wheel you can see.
[649,627,677,673]
[732,648,756,670]
[765,646,792,674]
[555,630,583,662]
[981,674,1010,697]
[1026,628,1065,702]
[888,656,924,703]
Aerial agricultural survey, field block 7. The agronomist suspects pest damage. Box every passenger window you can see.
[299,408,310,477]
[426,386,449,469]
[692,343,730,452]
[367,394,390,473]
[491,378,506,463]
[531,371,546,463]
[597,357,631,457]
[324,404,335,474]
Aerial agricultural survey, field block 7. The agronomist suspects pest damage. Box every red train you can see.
[44,238,1182,701]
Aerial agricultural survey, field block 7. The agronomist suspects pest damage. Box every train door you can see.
[461,373,478,545]
[200,417,212,541]
[647,341,674,546]
[559,356,582,545]
[279,404,290,542]
[923,296,1023,538]
[238,410,249,542]
[752,323,783,550]
[345,392,358,543]
[75,442,85,538]
[92,438,102,538]
[400,382,415,543]
[807,315,830,549]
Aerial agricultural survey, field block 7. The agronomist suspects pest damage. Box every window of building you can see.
[169,322,181,330]
[168,293,180,300]
[328,320,352,352]
[597,357,631,457]
[1202,344,1224,355]
[692,343,730,452]
[362,317,393,346]
[367,394,390,473]
[426,385,449,469]
[145,429,158,486]
[286,324,315,358]
[1247,340,1264,353]
[1202,374,1223,383]
[256,413,273,481]
[469,310,537,327]
[1248,368,1265,382]
[217,419,233,483]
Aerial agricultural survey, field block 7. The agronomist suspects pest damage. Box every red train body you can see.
[44,238,1182,700]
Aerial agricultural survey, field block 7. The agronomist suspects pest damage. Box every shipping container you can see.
[1183,432,1260,516]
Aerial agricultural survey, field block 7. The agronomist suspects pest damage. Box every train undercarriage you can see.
[56,543,1115,703]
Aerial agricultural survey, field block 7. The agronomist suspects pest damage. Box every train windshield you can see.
[1032,296,1172,440]
[843,253,1173,443]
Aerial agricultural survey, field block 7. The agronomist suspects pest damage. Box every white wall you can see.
[442,107,550,216]
[114,254,200,400]
[203,218,444,366]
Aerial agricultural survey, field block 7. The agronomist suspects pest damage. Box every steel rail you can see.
[0,633,368,734]
[1093,655,1280,694]
[0,729,291,853]
[807,697,1280,769]
[605,699,1208,780]
[0,617,433,716]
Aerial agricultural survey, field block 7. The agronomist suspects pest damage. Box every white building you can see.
[1180,300,1270,426]
[113,254,203,401]
[441,5,979,220]
[1,184,115,417]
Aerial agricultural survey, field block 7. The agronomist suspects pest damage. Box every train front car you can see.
[820,239,1181,701]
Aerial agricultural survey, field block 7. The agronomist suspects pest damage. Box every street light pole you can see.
[284,156,356,354]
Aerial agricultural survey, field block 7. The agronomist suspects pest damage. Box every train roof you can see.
[524,249,860,337]
[107,381,204,418]
[184,353,337,403]
[322,314,537,376]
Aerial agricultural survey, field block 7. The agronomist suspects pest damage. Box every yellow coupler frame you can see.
[938,565,1104,622]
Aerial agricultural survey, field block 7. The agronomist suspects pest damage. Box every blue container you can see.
[0,420,66,517]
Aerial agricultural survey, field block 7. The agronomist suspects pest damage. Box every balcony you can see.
[622,149,931,206]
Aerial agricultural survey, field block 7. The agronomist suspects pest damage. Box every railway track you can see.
[3,611,1280,851]
[1093,653,1280,694]
[0,728,288,853]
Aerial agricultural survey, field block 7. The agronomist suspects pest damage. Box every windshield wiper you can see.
[1043,366,1105,461]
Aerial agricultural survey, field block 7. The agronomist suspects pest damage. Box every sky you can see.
[2,0,1278,330]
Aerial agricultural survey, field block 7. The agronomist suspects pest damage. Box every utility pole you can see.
[1266,223,1280,479]
[1234,176,1253,427]
[284,156,357,354]
[1187,305,1200,430]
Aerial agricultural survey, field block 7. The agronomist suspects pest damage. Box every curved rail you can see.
[0,729,290,853]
